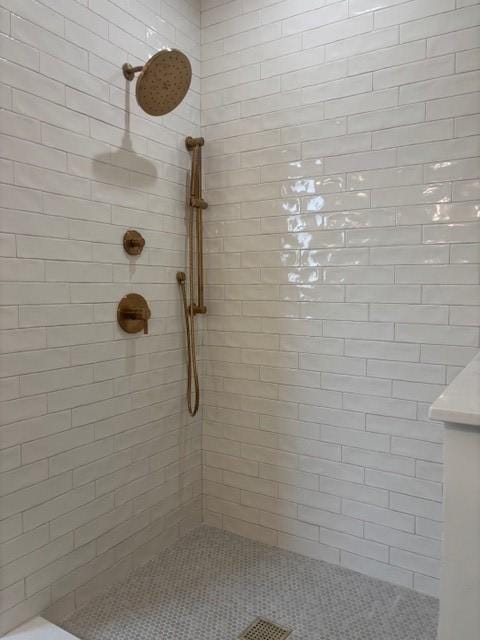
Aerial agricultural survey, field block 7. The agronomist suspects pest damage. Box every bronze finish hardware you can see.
[176,135,208,417]
[123,230,145,255]
[122,63,143,81]
[185,136,205,150]
[122,50,192,117]
[117,294,151,334]
[190,197,208,210]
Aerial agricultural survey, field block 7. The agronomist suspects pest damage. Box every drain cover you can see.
[239,618,292,640]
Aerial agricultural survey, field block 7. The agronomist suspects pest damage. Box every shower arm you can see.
[122,63,144,81]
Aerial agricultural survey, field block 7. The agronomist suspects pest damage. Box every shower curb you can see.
[1,617,80,640]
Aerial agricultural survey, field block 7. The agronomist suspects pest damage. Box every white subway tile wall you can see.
[201,0,480,598]
[0,0,202,634]
[0,0,479,634]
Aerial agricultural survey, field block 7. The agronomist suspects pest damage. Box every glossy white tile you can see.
[1,0,478,628]
[200,0,477,599]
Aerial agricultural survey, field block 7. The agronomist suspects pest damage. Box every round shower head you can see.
[122,49,192,116]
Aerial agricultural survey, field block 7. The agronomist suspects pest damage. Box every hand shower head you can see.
[122,49,192,116]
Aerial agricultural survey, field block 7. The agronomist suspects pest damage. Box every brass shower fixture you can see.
[123,230,145,255]
[177,135,207,416]
[122,49,192,116]
[117,294,151,334]
[185,136,205,151]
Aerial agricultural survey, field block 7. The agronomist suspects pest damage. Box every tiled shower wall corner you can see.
[0,0,479,635]
[0,0,201,634]
[201,0,480,598]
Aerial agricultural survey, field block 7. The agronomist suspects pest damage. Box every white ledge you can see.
[2,617,79,640]
[430,351,480,426]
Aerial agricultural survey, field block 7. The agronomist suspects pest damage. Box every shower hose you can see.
[177,137,207,417]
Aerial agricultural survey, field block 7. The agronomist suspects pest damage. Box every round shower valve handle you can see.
[117,294,151,335]
[123,230,145,255]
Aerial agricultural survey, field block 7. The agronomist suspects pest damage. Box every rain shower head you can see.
[122,49,192,116]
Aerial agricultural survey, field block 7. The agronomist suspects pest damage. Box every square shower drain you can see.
[239,618,292,640]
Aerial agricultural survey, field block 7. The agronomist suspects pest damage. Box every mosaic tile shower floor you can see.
[60,526,439,640]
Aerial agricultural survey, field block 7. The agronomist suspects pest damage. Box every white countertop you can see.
[430,351,480,426]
